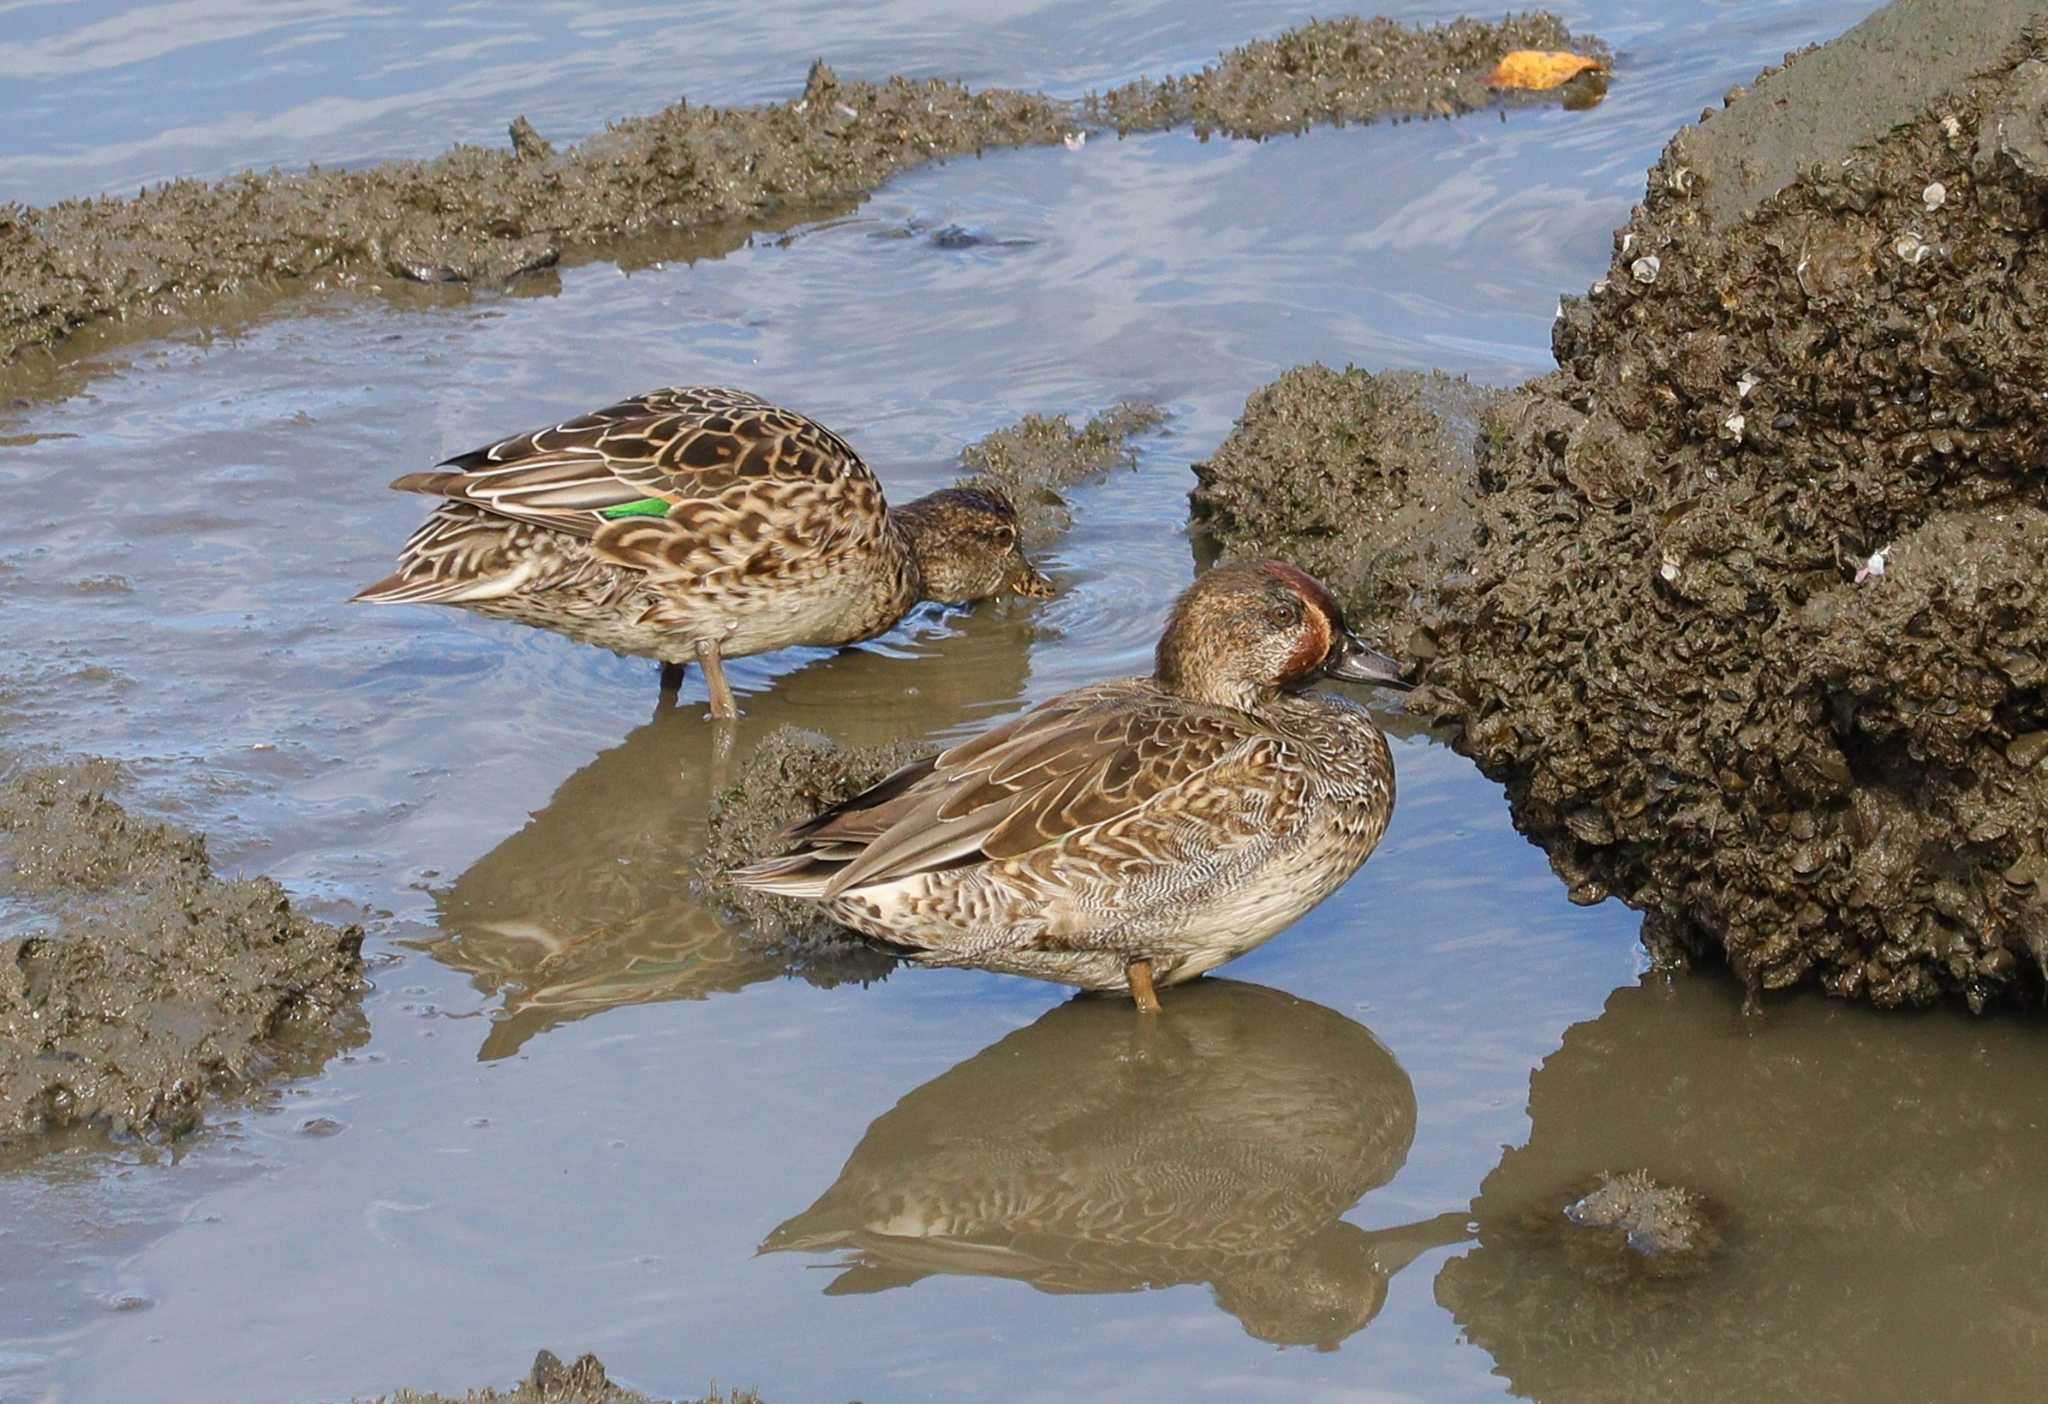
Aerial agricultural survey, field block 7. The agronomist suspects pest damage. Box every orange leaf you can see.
[1483,50,1607,92]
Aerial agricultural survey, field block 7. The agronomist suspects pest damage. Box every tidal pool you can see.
[11,3,2031,1403]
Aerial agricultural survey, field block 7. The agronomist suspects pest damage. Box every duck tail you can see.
[727,852,837,898]
[389,470,472,497]
[351,571,473,605]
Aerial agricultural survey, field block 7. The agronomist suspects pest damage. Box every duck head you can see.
[893,487,1055,604]
[1154,560,1411,710]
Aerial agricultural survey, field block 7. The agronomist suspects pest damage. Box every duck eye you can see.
[992,524,1016,547]
[1264,601,1301,628]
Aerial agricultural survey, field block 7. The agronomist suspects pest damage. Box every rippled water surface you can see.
[12,2,2038,1402]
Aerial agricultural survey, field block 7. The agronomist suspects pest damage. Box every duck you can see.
[353,386,1053,717]
[730,559,1412,1010]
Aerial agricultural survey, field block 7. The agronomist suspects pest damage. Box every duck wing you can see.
[737,681,1303,900]
[384,386,879,541]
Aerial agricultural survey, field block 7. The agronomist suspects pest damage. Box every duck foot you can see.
[659,659,687,693]
[697,638,738,720]
[1126,958,1162,1015]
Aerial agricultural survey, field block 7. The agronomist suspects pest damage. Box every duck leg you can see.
[1125,958,1163,1015]
[659,660,688,693]
[696,637,738,720]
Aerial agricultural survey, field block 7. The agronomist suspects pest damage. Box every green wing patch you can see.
[599,498,672,520]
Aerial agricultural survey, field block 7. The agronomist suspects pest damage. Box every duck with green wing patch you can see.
[355,386,1052,717]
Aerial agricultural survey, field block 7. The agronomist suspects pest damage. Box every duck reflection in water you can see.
[764,979,1470,1349]
[417,602,1034,1059]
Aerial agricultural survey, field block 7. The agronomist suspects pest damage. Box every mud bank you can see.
[699,728,932,944]
[958,401,1166,544]
[0,13,1601,373]
[375,1349,761,1404]
[1093,12,1601,138]
[1189,366,1487,649]
[0,762,365,1156]
[1197,0,2048,1009]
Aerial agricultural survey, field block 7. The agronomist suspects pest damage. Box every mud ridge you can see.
[698,727,932,946]
[958,400,1166,544]
[0,12,1602,375]
[1190,365,1488,662]
[1194,0,2048,1009]
[0,761,367,1158]
[372,1348,762,1404]
[1092,12,1603,138]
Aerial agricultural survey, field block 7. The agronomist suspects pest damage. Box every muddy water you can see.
[10,2,2033,1402]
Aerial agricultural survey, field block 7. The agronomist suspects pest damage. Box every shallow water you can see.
[11,1,2039,1402]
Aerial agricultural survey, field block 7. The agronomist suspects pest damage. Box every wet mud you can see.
[0,761,365,1157]
[956,400,1165,544]
[698,727,932,948]
[1189,365,1487,659]
[0,12,1601,375]
[1091,13,1605,139]
[376,1348,760,1404]
[1198,0,2048,1009]
[1434,975,2048,1402]
[1558,1170,1719,1279]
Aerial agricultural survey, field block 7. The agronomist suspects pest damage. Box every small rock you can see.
[2007,731,2048,770]
[1630,255,1660,284]
[1564,1169,1714,1264]
[1922,180,1946,211]
[507,116,554,161]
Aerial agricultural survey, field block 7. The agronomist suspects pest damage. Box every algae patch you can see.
[0,761,366,1155]
[1560,1170,1719,1277]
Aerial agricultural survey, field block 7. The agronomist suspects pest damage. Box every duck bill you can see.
[1009,557,1056,599]
[1324,630,1413,690]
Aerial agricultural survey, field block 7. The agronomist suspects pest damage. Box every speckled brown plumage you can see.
[733,561,1413,1004]
[354,386,1050,711]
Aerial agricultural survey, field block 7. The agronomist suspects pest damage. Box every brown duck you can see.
[732,560,1412,1010]
[354,386,1051,717]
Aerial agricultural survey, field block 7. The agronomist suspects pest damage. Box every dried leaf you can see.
[1483,50,1607,92]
